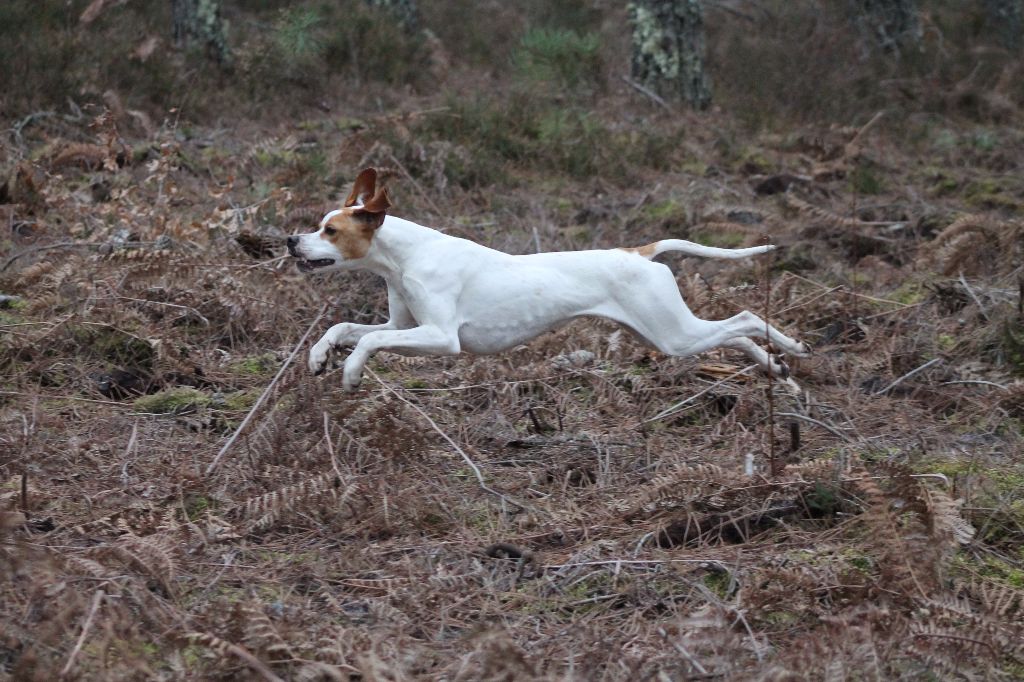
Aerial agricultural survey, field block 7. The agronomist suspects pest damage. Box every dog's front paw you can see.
[308,341,331,375]
[793,341,813,358]
[341,359,365,392]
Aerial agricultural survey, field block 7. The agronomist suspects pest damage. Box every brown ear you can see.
[358,186,391,215]
[345,168,378,208]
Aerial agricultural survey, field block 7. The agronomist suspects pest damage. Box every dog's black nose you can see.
[286,236,298,248]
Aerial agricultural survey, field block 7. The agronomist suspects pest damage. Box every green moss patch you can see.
[133,388,210,414]
[228,353,278,377]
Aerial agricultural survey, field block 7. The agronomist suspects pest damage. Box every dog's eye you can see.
[323,226,337,236]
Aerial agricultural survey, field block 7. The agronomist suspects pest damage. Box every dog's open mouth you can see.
[295,258,336,272]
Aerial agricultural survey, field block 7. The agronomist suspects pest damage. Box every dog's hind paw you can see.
[769,354,791,379]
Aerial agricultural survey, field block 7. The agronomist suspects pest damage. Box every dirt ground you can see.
[3,7,1024,678]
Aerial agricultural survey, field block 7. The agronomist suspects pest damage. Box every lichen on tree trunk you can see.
[172,0,230,65]
[628,0,711,110]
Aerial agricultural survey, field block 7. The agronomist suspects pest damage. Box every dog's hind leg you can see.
[598,264,808,374]
[720,337,790,377]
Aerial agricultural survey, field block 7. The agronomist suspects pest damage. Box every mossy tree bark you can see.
[365,0,419,32]
[172,0,230,65]
[983,0,1022,50]
[852,0,921,53]
[628,0,711,110]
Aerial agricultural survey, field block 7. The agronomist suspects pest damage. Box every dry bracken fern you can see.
[48,142,111,171]
[241,600,294,660]
[928,214,1023,276]
[786,195,864,230]
[235,472,356,532]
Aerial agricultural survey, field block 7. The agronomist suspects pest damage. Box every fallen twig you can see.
[874,358,942,396]
[545,558,728,571]
[1,242,94,272]
[61,589,105,677]
[958,271,989,321]
[368,369,538,513]
[205,304,327,475]
[775,412,855,442]
[644,365,758,424]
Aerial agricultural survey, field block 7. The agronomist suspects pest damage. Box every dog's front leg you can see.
[310,286,416,375]
[341,326,460,392]
[309,322,396,375]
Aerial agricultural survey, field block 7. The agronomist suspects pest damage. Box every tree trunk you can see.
[172,0,230,65]
[365,0,419,32]
[852,0,921,54]
[983,0,1022,50]
[628,0,711,110]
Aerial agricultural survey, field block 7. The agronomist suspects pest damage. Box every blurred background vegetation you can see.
[3,4,1024,679]
[3,0,1021,131]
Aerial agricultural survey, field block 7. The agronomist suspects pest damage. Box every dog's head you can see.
[287,168,391,273]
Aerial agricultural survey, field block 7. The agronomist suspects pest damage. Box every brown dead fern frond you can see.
[931,214,999,249]
[64,556,120,582]
[785,456,847,482]
[107,533,178,594]
[922,485,975,550]
[186,631,285,682]
[925,214,1024,277]
[14,260,55,287]
[967,580,1024,621]
[295,662,347,682]
[639,463,737,510]
[693,222,765,247]
[49,142,110,171]
[928,214,1000,276]
[853,471,934,598]
[283,205,333,229]
[241,600,294,661]
[786,195,863,230]
[235,472,356,533]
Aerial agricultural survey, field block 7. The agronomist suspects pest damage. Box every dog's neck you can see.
[358,215,442,277]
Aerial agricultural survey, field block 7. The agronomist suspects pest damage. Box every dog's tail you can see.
[622,240,775,261]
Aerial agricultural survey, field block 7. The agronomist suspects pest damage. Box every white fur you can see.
[290,215,809,392]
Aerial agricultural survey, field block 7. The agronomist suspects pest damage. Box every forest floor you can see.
[2,84,1024,680]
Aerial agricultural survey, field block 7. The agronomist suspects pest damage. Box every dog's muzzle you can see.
[287,235,336,272]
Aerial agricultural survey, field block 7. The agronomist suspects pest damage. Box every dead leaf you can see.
[133,36,159,62]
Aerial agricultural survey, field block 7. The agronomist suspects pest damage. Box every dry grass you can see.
[3,4,1024,678]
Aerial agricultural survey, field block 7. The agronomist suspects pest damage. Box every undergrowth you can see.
[2,1,1024,678]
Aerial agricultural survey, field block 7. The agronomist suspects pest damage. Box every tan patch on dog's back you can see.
[321,211,379,260]
[619,242,658,259]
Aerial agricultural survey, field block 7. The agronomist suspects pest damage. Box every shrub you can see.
[406,90,675,188]
[513,28,603,93]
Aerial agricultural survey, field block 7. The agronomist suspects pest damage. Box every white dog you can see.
[287,168,809,392]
